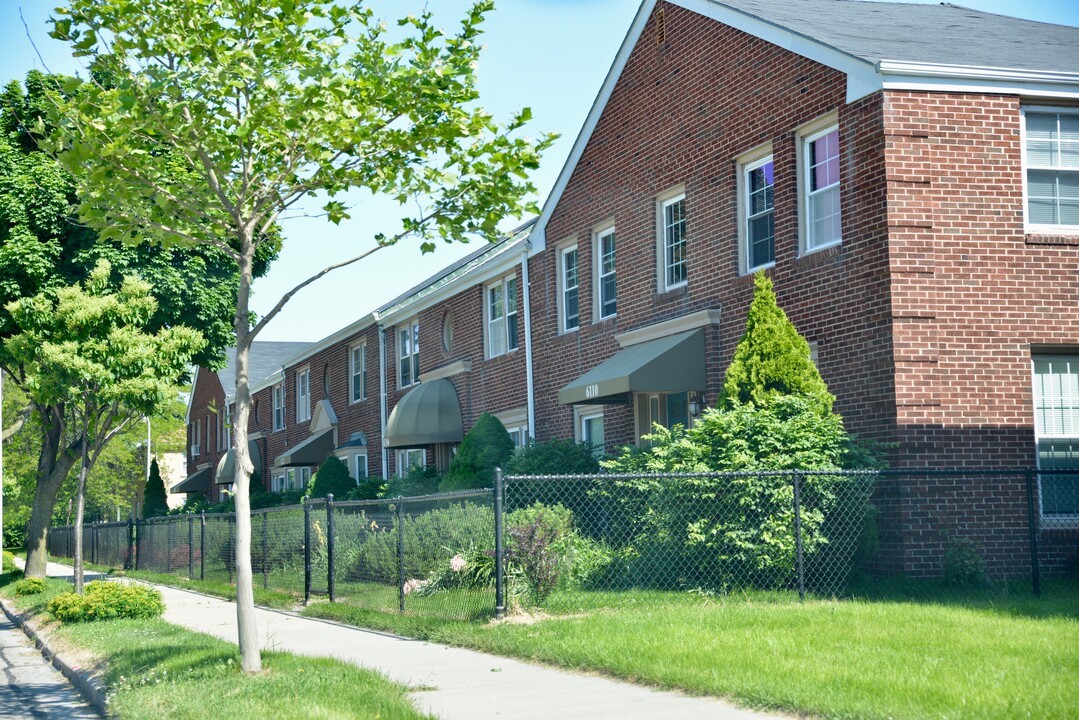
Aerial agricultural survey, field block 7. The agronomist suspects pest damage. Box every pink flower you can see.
[450,554,467,572]
[403,578,428,595]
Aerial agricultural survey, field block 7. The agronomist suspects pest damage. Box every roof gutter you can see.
[877,60,1079,99]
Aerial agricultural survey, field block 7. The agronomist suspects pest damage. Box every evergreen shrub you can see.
[440,413,514,491]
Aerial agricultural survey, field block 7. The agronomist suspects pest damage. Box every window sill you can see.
[741,261,775,277]
[657,284,688,300]
[1026,233,1079,246]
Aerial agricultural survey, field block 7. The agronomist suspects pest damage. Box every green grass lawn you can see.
[0,570,431,719]
[305,581,1079,720]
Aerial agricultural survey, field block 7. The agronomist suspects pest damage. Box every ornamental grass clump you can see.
[47,581,165,623]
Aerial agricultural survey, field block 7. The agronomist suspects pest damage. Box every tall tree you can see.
[0,72,271,578]
[48,0,553,671]
[142,458,169,519]
[6,260,204,591]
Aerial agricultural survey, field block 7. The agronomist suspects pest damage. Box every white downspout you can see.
[522,243,536,440]
[377,317,389,479]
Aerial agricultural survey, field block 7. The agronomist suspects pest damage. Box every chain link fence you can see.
[44,468,1076,618]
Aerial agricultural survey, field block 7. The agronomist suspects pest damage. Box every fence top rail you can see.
[335,488,493,508]
[504,467,1051,482]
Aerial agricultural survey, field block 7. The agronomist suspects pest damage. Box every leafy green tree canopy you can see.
[142,458,169,518]
[721,273,834,414]
[441,413,514,491]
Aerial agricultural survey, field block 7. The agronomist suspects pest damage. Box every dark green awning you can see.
[215,440,262,485]
[558,329,705,405]
[171,467,210,494]
[274,429,334,468]
[383,378,463,448]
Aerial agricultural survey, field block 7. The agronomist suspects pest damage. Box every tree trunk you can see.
[232,235,261,673]
[73,434,89,595]
[24,409,79,579]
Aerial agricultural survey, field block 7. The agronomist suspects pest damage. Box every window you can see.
[223,402,232,450]
[660,194,687,290]
[285,467,312,491]
[395,448,425,478]
[398,320,420,388]
[803,126,841,250]
[1023,109,1079,230]
[506,426,528,449]
[1033,356,1079,517]
[296,368,310,422]
[486,275,519,357]
[596,226,616,319]
[636,391,689,443]
[580,411,605,457]
[272,474,287,493]
[352,454,368,481]
[560,245,579,332]
[272,383,285,432]
[743,155,775,271]
[191,419,201,457]
[350,344,367,403]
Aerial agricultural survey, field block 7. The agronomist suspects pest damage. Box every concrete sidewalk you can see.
[38,561,782,720]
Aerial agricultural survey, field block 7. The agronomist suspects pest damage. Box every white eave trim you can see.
[878,60,1079,100]
[274,314,376,371]
[185,366,199,424]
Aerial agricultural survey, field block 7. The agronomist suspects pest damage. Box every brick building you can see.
[181,0,1079,574]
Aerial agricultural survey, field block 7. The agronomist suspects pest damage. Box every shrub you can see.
[142,458,170,518]
[440,413,514,491]
[14,577,46,595]
[2,506,30,548]
[2,550,17,573]
[504,510,562,605]
[503,438,600,476]
[309,457,355,499]
[382,465,441,498]
[942,536,988,588]
[47,581,165,623]
[414,548,496,597]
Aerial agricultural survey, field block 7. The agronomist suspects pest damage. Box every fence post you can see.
[792,470,806,603]
[188,515,195,579]
[227,515,234,585]
[134,519,142,572]
[199,512,206,581]
[91,524,97,566]
[303,498,312,606]
[495,467,505,619]
[262,510,269,590]
[327,494,336,603]
[165,518,173,573]
[127,516,135,571]
[1026,468,1041,597]
[397,498,405,615]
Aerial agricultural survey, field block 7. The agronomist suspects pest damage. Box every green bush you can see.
[309,456,355,499]
[503,438,600,476]
[941,536,988,588]
[2,506,30,549]
[382,465,441,498]
[2,550,17,573]
[14,577,46,595]
[47,581,165,623]
[142,458,170,518]
[440,413,514,491]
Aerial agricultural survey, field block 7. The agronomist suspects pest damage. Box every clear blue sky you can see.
[2,0,1077,341]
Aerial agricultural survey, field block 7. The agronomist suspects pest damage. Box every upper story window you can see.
[1032,355,1079,518]
[1023,109,1079,231]
[296,368,310,422]
[224,402,232,449]
[399,320,420,388]
[595,226,616,319]
[803,126,842,250]
[560,245,579,333]
[660,193,687,290]
[350,343,367,403]
[272,383,285,432]
[191,418,201,457]
[487,275,519,357]
[742,155,775,272]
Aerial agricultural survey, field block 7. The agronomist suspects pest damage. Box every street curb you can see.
[1,593,107,717]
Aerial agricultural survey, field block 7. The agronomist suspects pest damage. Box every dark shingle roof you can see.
[218,342,313,396]
[711,0,1079,74]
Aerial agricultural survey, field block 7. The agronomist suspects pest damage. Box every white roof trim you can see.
[235,368,285,403]
[878,60,1079,100]
[274,314,376,371]
[185,366,199,424]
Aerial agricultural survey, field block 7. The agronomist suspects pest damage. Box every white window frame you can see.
[1032,355,1079,521]
[657,191,687,291]
[272,383,285,432]
[395,448,426,478]
[738,148,776,274]
[191,419,201,457]
[296,367,311,422]
[506,426,528,449]
[578,410,605,457]
[352,454,368,481]
[224,402,233,450]
[350,343,367,403]
[595,224,617,320]
[1021,107,1079,233]
[285,467,312,491]
[486,274,519,358]
[398,319,420,389]
[800,121,842,253]
[559,243,580,333]
[272,474,287,493]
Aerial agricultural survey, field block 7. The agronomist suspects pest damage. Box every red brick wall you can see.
[187,367,227,503]
[530,3,895,452]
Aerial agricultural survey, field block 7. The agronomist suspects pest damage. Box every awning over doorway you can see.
[171,467,210,494]
[383,378,463,448]
[274,429,334,468]
[558,329,706,405]
[215,440,262,485]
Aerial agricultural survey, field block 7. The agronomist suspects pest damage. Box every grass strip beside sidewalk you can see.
[0,570,431,720]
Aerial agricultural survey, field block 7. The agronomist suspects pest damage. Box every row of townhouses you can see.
[181,0,1079,576]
